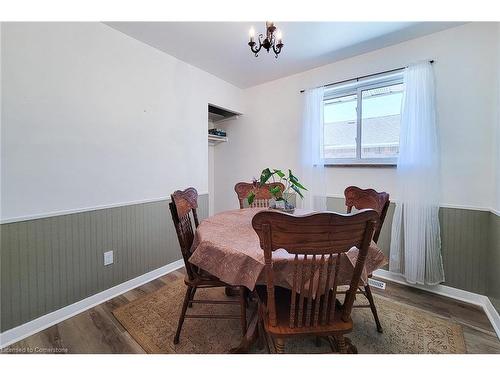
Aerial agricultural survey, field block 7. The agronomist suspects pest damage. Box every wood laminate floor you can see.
[3,269,500,354]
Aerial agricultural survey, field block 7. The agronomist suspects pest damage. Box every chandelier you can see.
[248,22,284,58]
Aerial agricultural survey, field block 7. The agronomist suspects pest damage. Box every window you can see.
[322,72,403,165]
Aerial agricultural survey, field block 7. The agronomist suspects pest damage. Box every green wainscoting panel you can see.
[488,213,500,313]
[327,196,495,295]
[439,208,490,294]
[325,197,347,213]
[0,194,208,332]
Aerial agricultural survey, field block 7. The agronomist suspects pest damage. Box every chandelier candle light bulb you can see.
[277,30,283,44]
[249,27,255,43]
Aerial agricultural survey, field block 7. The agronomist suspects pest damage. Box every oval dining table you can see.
[188,207,388,353]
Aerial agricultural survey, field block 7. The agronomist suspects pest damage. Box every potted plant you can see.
[247,168,307,213]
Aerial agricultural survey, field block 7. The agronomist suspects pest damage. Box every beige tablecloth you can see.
[189,208,388,290]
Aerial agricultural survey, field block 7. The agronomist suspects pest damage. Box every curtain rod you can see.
[299,60,434,93]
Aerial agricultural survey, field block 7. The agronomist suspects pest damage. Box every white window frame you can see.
[322,72,404,166]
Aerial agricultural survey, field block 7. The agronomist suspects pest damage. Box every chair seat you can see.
[256,285,353,338]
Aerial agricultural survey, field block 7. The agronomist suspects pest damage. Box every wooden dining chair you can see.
[252,209,378,354]
[234,181,285,209]
[344,186,390,333]
[169,187,247,345]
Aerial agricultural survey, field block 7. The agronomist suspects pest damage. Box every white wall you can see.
[496,23,500,213]
[214,23,499,213]
[208,120,215,216]
[0,22,244,221]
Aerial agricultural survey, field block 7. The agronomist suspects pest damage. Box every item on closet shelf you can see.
[208,128,227,137]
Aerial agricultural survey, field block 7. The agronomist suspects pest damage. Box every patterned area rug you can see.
[112,278,466,354]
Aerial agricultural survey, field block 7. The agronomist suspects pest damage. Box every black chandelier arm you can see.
[248,34,264,56]
[248,41,261,54]
[272,42,284,58]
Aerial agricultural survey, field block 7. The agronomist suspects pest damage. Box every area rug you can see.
[112,278,466,354]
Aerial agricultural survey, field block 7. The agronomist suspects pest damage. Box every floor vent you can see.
[368,278,386,290]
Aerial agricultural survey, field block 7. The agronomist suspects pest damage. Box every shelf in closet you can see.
[208,134,228,145]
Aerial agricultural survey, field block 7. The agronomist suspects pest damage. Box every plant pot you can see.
[269,199,295,214]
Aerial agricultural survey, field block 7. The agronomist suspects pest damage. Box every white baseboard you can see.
[0,259,184,349]
[373,269,500,340]
[483,299,500,340]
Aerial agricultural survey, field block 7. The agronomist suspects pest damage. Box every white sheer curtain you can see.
[300,86,327,211]
[389,61,444,285]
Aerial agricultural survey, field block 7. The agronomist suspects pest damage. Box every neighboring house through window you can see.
[322,71,404,165]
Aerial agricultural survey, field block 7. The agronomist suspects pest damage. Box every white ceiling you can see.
[105,22,462,88]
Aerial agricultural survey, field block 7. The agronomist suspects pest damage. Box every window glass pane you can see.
[323,93,357,159]
[361,83,403,159]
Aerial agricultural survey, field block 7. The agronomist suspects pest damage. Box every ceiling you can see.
[105,22,462,88]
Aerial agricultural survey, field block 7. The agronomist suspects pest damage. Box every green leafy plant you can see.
[247,168,307,208]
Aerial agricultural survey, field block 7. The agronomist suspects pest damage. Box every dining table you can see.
[188,207,388,353]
